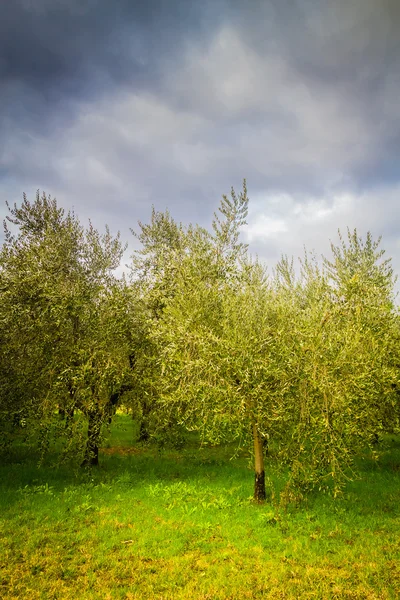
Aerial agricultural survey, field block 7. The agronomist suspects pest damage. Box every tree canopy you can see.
[0,186,398,503]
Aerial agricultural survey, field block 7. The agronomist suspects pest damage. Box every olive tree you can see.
[147,183,293,501]
[149,192,400,501]
[322,229,400,441]
[0,191,132,464]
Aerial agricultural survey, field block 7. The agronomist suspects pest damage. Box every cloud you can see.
[168,13,400,191]
[243,186,400,286]
[1,0,400,285]
[0,0,223,96]
[2,0,399,195]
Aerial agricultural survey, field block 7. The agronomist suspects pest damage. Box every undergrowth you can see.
[0,415,399,599]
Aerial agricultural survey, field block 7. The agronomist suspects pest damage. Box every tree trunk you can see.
[82,410,101,466]
[253,422,266,502]
[106,393,119,425]
[138,418,150,442]
[138,400,151,442]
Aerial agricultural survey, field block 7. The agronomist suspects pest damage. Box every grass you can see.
[0,415,399,599]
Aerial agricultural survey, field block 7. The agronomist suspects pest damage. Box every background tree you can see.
[322,229,400,442]
[128,205,223,444]
[127,208,186,442]
[0,191,130,465]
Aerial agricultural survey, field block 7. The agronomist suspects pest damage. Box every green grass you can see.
[1,415,399,599]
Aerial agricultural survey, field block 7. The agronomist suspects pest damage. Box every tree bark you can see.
[138,399,152,442]
[138,419,150,442]
[82,410,101,466]
[253,422,266,502]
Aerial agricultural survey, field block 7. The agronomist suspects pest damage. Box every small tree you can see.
[149,183,286,501]
[0,191,130,464]
[322,229,400,441]
[150,201,400,501]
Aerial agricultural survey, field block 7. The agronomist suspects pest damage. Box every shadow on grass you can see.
[1,415,399,523]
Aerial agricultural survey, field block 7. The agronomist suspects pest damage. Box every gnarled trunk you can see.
[253,422,266,502]
[82,409,102,466]
[138,399,152,442]
[138,419,150,442]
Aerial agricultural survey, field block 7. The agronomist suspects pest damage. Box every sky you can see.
[1,0,400,280]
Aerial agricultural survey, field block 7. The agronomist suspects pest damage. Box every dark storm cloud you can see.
[1,0,400,278]
[0,0,227,208]
[2,0,400,192]
[0,0,218,87]
[0,0,225,128]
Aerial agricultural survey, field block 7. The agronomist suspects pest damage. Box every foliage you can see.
[0,191,130,463]
[151,215,400,499]
[127,189,248,443]
[0,186,399,503]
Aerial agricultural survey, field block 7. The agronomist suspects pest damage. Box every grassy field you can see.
[0,415,399,599]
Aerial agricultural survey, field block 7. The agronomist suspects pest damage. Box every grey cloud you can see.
[1,0,400,283]
[160,26,377,194]
[160,0,400,192]
[231,0,400,77]
[0,0,225,137]
[0,0,225,92]
[2,0,400,194]
[0,0,227,207]
[233,0,400,190]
